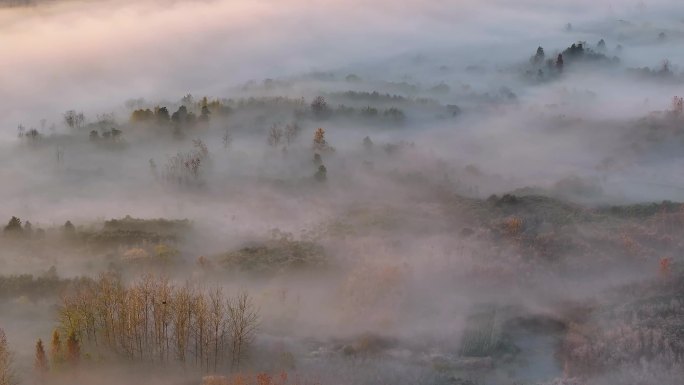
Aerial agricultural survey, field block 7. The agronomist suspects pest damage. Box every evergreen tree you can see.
[556,54,564,72]
[3,217,22,235]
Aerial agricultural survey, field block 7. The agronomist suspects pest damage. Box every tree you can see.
[63,110,85,130]
[199,106,211,123]
[268,125,283,147]
[310,96,330,118]
[0,329,16,385]
[363,136,373,151]
[532,46,545,64]
[34,339,49,380]
[63,221,75,235]
[23,221,33,237]
[66,332,80,368]
[284,123,300,145]
[156,107,171,123]
[3,217,22,235]
[314,165,327,182]
[672,96,683,116]
[50,330,62,367]
[313,128,331,152]
[556,54,564,72]
[597,39,606,51]
[227,292,259,370]
[222,129,232,150]
[172,106,189,124]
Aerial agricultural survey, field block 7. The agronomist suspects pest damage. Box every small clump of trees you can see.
[160,139,210,186]
[57,274,259,372]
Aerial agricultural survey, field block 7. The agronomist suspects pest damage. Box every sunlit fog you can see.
[1,1,684,384]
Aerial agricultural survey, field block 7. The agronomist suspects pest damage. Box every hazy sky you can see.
[1,0,682,135]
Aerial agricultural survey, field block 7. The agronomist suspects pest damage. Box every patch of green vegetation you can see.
[79,216,190,247]
[103,215,191,234]
[598,200,682,218]
[219,234,327,274]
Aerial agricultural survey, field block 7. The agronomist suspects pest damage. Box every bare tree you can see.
[63,110,85,130]
[227,292,259,370]
[268,124,283,147]
[34,339,49,382]
[284,122,300,145]
[209,288,227,372]
[222,129,233,150]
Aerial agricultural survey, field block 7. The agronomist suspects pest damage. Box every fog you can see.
[1,0,684,385]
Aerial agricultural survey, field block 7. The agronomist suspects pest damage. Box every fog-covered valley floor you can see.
[1,1,684,385]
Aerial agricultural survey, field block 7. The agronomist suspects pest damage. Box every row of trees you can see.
[3,216,75,239]
[57,274,259,372]
[308,96,406,122]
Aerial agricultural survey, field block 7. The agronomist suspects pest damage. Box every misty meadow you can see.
[1,0,684,384]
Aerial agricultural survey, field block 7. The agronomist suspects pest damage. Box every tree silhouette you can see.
[268,125,283,147]
[63,221,75,235]
[556,54,564,72]
[3,217,22,234]
[34,339,49,380]
[156,106,171,123]
[311,96,330,118]
[64,110,85,130]
[532,46,545,64]
[597,39,606,51]
[363,136,373,151]
[315,165,327,182]
[200,105,211,123]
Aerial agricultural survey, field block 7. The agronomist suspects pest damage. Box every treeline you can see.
[0,269,91,301]
[57,274,259,372]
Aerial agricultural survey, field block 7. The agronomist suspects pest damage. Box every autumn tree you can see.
[131,109,154,123]
[0,329,15,385]
[50,330,62,368]
[34,339,49,380]
[65,331,80,369]
[56,275,260,371]
[313,128,332,152]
